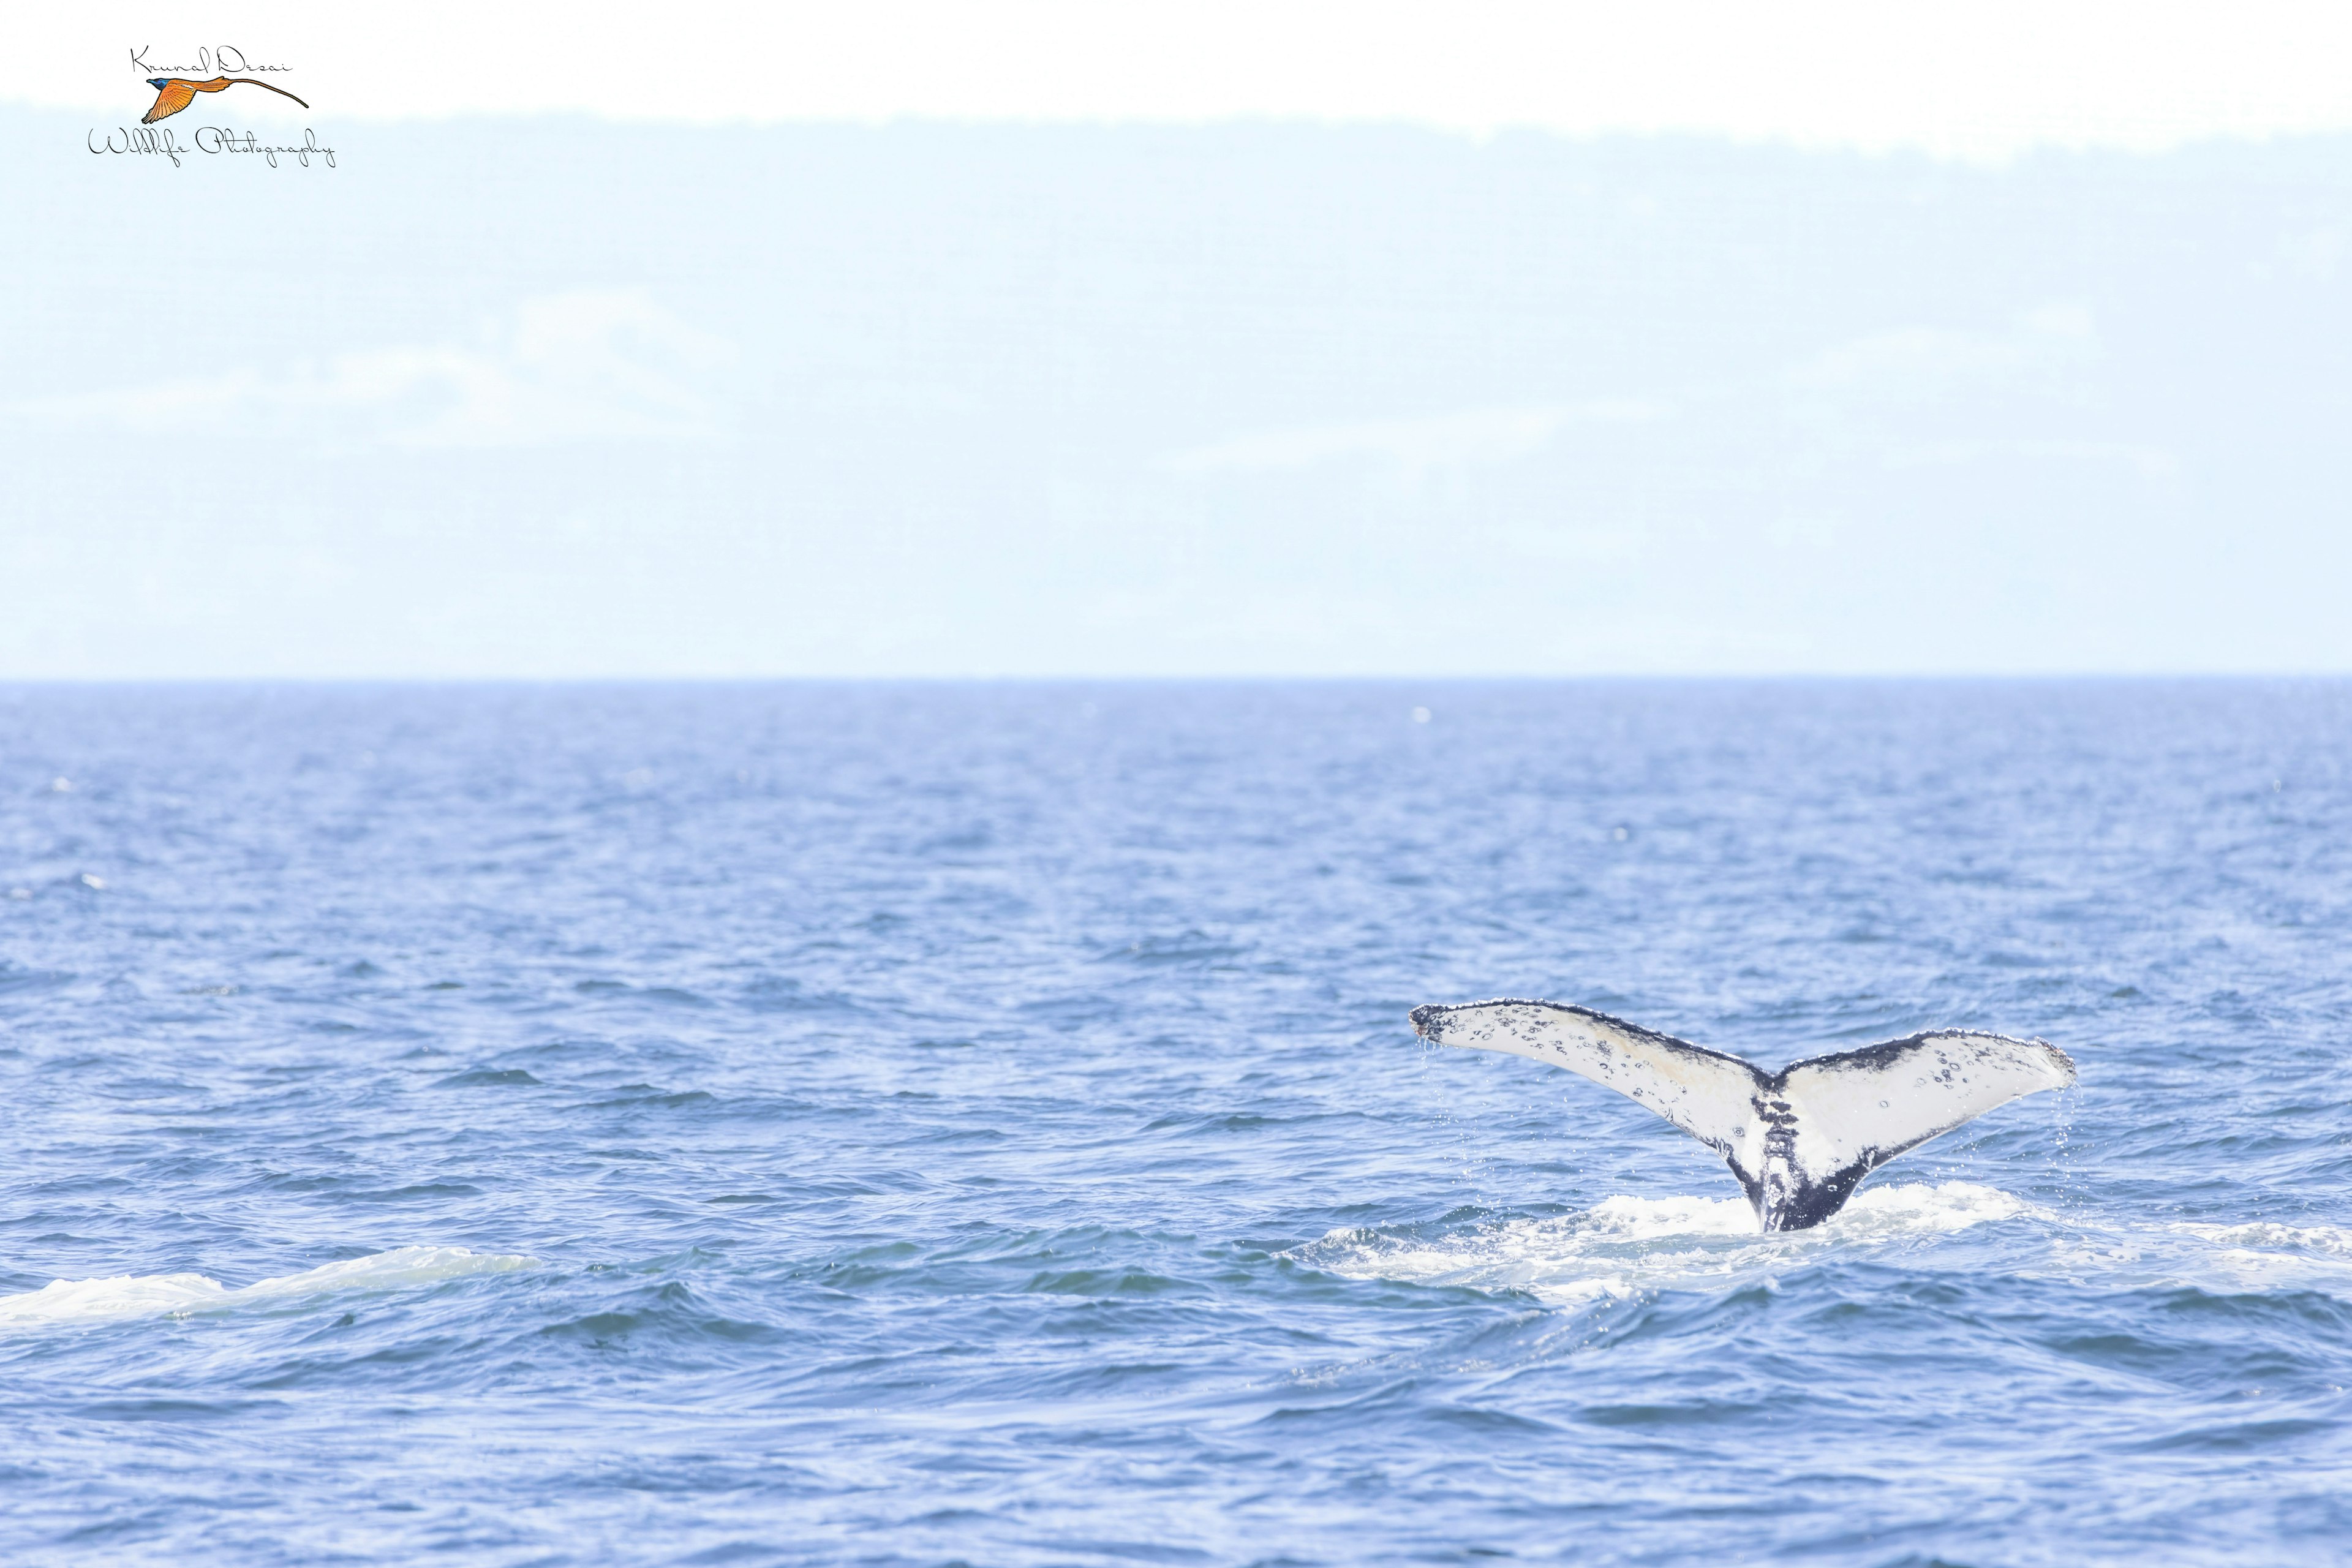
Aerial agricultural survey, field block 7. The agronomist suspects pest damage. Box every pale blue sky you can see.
[4,9,2350,676]
[20,4,2352,159]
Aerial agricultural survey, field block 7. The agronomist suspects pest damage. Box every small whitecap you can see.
[50,777,72,793]
[1411,706,1432,723]
[78,873,107,890]
[0,1246,537,1327]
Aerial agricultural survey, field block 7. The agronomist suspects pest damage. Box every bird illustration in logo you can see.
[141,77,309,124]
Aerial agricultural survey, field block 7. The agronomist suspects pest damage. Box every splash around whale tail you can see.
[1409,999,2075,1232]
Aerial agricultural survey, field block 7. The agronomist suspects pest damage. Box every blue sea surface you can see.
[2,680,2348,1566]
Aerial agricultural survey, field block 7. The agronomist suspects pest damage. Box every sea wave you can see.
[0,1246,537,1327]
[2046,1217,2352,1297]
[1297,1184,2352,1307]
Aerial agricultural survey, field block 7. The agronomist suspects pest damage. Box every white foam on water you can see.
[0,1246,537,1327]
[2040,1216,2352,1297]
[2169,1219,2352,1257]
[1303,1180,2352,1306]
[1290,1182,2028,1305]
[1834,1180,2032,1235]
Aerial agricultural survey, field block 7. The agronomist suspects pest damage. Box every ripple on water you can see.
[4,682,2351,1566]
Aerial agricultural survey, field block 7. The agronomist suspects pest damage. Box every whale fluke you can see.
[1410,999,2075,1232]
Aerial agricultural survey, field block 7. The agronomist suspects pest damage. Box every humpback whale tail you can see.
[1410,1000,2075,1232]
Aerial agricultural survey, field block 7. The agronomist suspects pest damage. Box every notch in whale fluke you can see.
[1411,998,2075,1232]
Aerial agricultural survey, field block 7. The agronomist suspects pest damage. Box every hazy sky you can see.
[18,2,2352,156]
[4,7,2350,677]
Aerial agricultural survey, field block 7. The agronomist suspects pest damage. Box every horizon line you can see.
[5,672,2348,687]
[18,99,2352,166]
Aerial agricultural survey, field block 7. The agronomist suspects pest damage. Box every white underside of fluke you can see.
[1410,999,2075,1231]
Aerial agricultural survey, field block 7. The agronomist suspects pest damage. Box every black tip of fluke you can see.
[1409,1004,1443,1038]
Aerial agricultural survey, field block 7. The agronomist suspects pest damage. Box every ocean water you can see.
[2,680,2348,1566]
